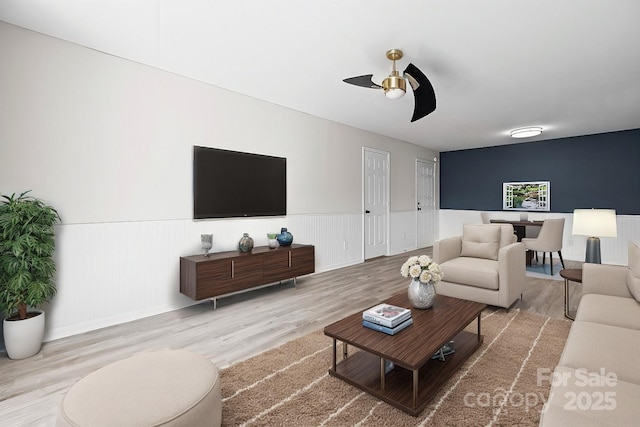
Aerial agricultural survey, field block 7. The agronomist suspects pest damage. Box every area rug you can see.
[219,309,571,426]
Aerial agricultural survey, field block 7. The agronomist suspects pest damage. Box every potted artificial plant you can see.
[0,191,60,359]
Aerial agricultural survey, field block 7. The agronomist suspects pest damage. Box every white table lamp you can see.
[572,209,617,263]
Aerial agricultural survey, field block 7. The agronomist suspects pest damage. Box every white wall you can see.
[0,22,439,342]
[438,209,640,266]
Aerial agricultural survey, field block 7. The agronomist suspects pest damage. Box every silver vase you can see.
[407,279,436,309]
[201,234,213,257]
[238,233,254,253]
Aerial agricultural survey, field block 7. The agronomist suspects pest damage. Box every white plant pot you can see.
[3,310,45,360]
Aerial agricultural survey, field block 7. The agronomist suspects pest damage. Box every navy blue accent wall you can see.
[440,128,640,215]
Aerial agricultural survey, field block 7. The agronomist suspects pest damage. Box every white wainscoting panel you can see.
[439,210,640,265]
[46,213,365,342]
[45,209,637,343]
[389,210,418,255]
[438,210,485,238]
[287,213,364,271]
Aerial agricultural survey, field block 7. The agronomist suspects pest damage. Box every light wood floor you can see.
[0,248,580,426]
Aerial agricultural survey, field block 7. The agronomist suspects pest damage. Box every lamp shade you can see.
[572,209,617,237]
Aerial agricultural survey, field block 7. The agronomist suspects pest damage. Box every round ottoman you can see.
[57,350,221,427]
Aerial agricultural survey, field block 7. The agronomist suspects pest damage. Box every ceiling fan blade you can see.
[404,63,436,122]
[343,74,382,89]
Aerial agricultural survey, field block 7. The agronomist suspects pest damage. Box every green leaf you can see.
[0,190,60,315]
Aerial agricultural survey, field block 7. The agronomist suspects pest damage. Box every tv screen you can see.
[193,146,287,219]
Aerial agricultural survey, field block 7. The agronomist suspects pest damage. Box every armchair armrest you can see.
[433,236,462,264]
[498,242,526,282]
[582,263,632,298]
[498,242,526,306]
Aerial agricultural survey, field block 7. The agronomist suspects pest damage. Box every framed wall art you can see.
[502,181,550,211]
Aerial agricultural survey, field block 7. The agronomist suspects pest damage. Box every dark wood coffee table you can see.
[324,293,486,416]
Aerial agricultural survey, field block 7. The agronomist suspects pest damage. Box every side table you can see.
[559,269,582,320]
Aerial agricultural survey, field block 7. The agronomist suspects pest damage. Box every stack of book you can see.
[362,303,412,335]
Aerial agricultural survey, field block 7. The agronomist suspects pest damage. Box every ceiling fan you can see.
[343,49,436,122]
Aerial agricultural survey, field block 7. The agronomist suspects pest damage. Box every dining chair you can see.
[521,218,565,275]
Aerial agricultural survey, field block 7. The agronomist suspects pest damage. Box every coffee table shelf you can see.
[331,329,481,415]
[325,293,486,416]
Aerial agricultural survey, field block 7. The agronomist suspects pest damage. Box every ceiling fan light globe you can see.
[382,74,406,99]
[385,88,406,99]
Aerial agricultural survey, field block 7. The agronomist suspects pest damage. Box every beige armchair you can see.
[521,218,565,275]
[433,224,526,309]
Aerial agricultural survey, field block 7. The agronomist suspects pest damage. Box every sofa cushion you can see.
[439,257,499,290]
[575,294,640,331]
[541,365,640,427]
[559,321,640,385]
[540,402,618,427]
[460,225,500,260]
[627,242,640,302]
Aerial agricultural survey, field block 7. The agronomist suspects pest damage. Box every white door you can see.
[364,148,389,259]
[416,159,436,248]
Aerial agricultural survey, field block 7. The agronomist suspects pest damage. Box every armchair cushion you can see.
[627,242,640,302]
[439,257,499,290]
[460,225,500,260]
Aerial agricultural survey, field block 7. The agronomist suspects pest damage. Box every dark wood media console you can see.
[180,244,315,300]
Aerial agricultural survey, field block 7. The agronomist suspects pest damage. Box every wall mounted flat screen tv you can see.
[193,146,287,219]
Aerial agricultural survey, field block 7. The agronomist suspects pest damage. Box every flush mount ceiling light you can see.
[510,127,543,138]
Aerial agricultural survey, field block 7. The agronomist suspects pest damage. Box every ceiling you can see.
[2,0,639,152]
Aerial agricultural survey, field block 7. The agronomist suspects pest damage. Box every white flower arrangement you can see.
[400,255,444,284]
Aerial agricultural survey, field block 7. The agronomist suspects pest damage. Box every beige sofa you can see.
[540,242,640,426]
[433,224,526,309]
